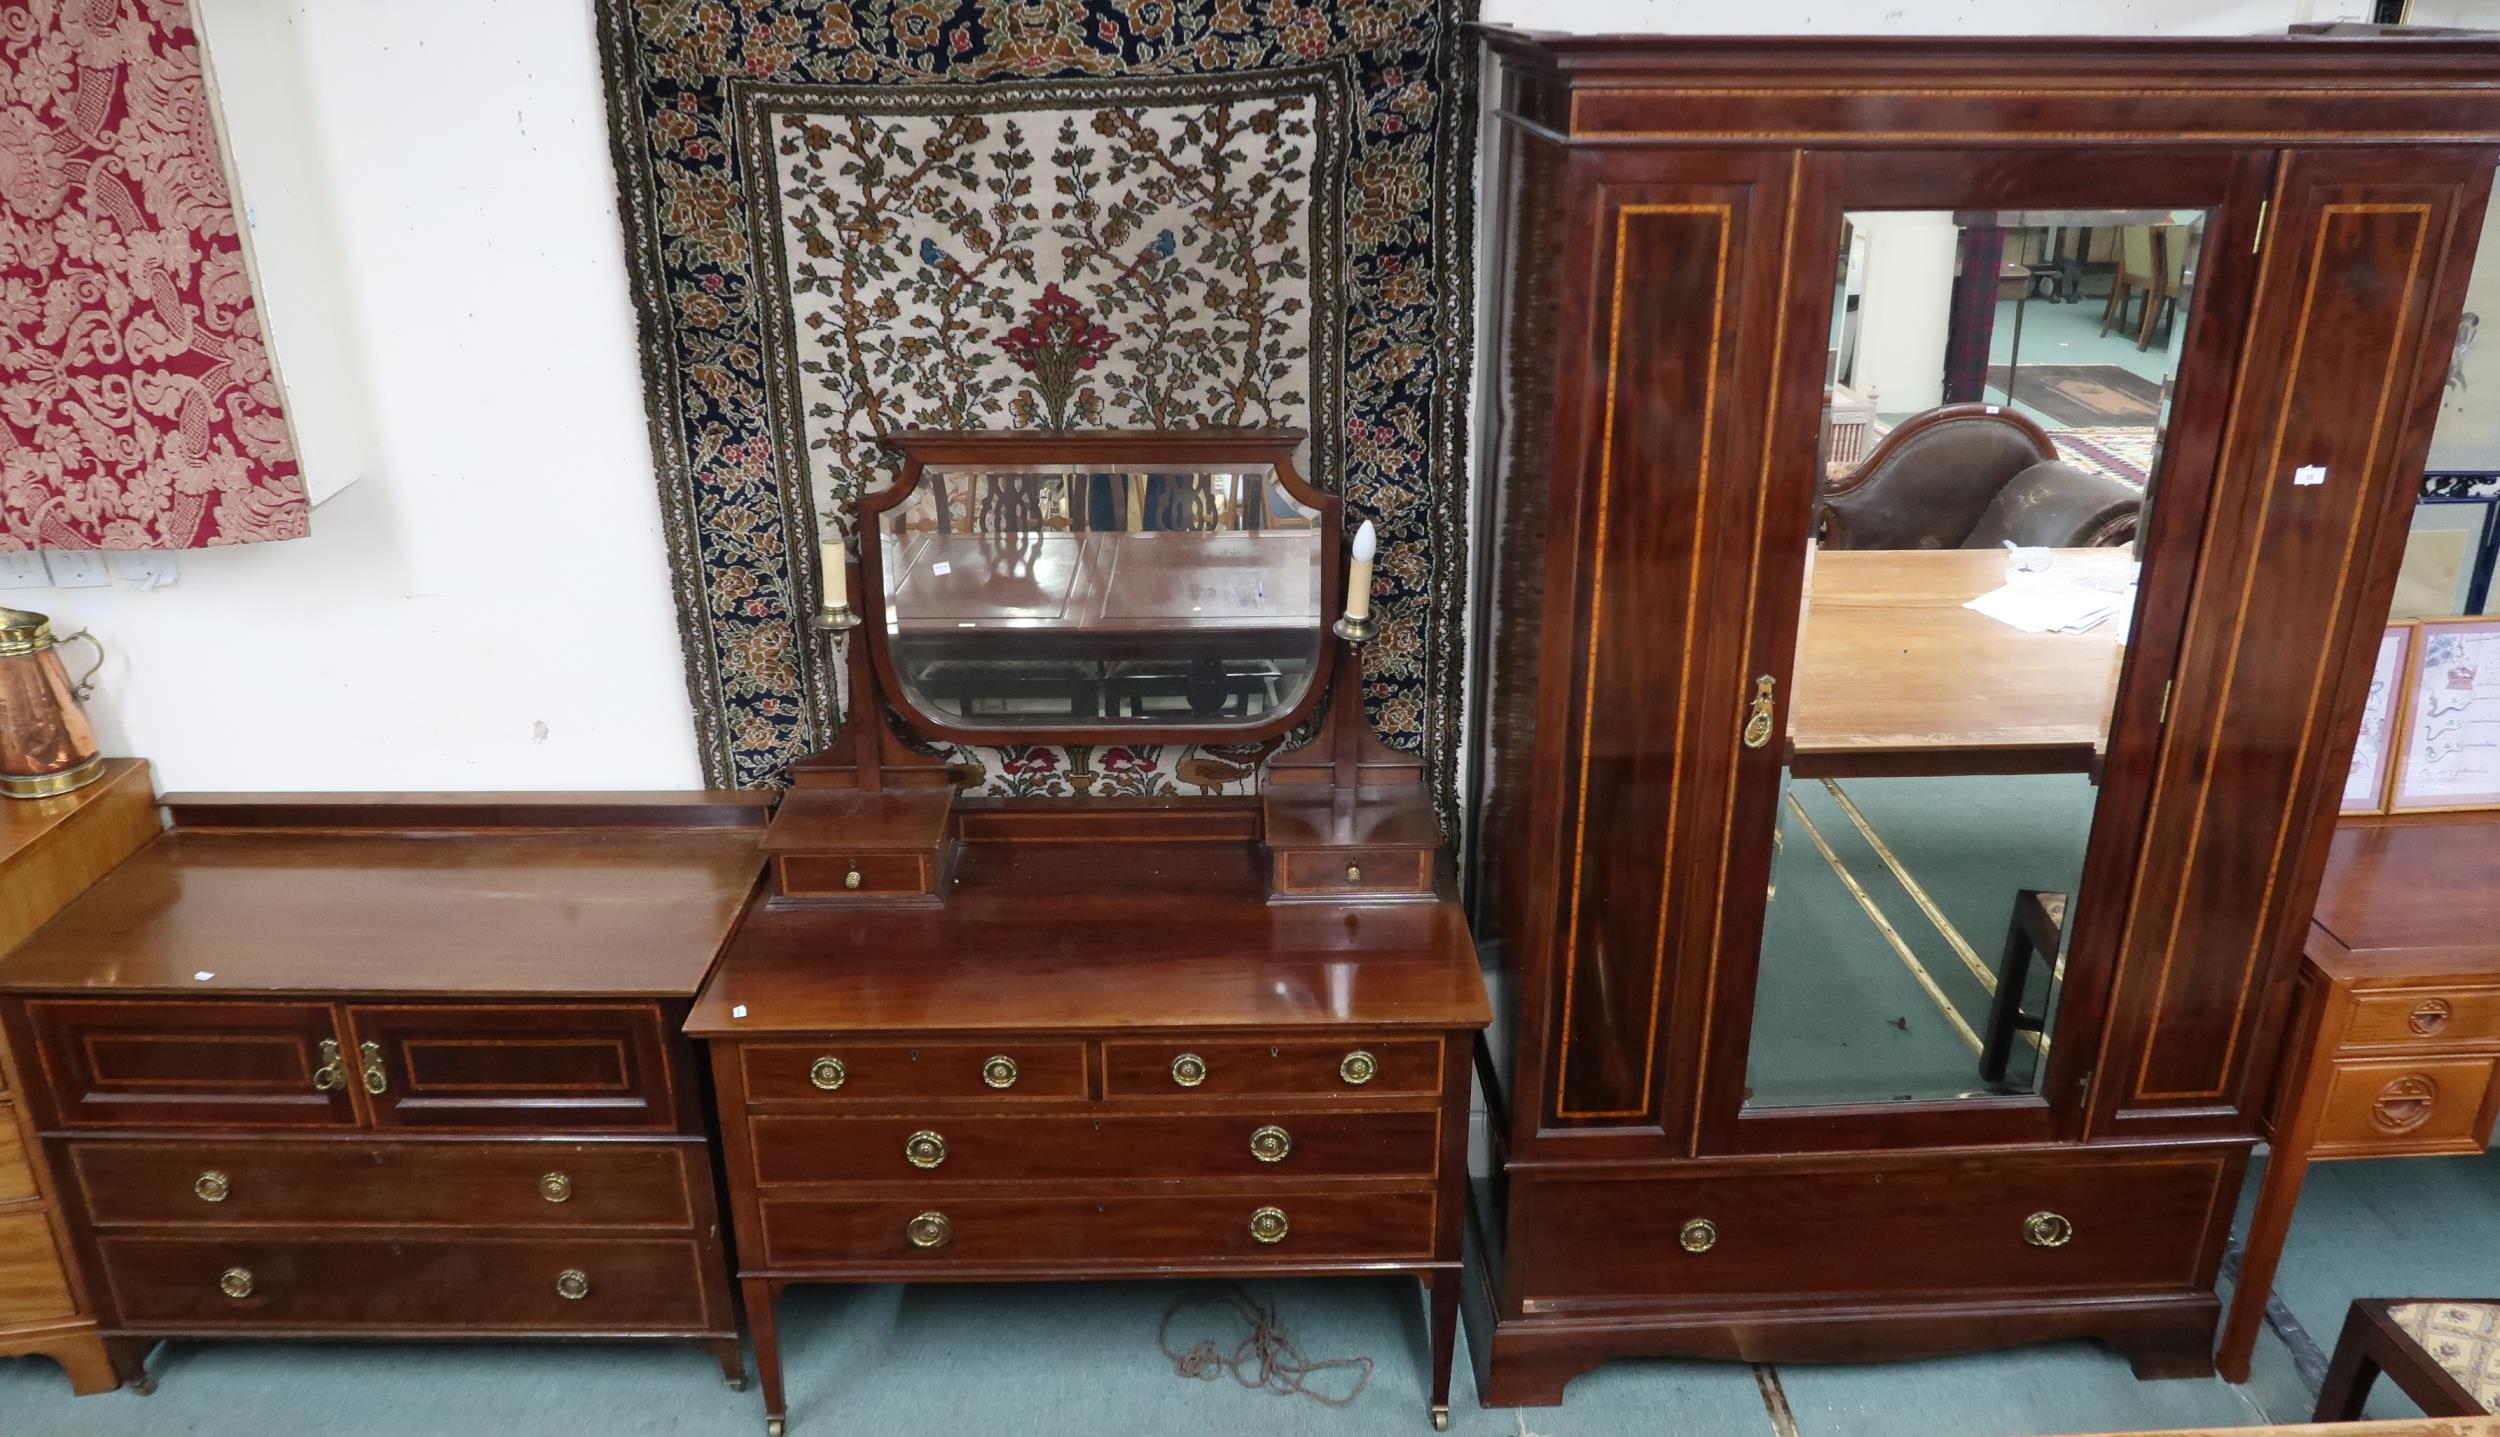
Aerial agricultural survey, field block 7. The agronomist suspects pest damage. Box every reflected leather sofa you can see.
[1819,403,2142,550]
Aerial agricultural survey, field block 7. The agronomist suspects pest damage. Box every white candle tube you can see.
[1344,519,1377,622]
[820,537,847,606]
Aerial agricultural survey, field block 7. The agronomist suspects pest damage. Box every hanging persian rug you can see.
[594,0,1478,807]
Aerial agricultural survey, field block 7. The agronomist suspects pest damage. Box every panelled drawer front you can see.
[28,1000,355,1129]
[2347,988,2500,1047]
[741,1041,1086,1105]
[1101,1038,1441,1100]
[759,1188,1435,1269]
[2314,1056,2500,1155]
[0,1112,35,1203]
[1521,1151,2230,1304]
[99,1235,715,1332]
[346,1004,678,1131]
[778,853,930,899]
[1276,848,1433,896]
[69,1140,698,1230]
[749,1110,1440,1186]
[0,1210,74,1324]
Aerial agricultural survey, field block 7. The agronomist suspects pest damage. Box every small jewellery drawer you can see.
[1101,1038,1441,1099]
[2313,1056,2500,1156]
[67,1140,699,1230]
[1518,1149,2231,1304]
[748,1110,1441,1186]
[98,1234,717,1333]
[759,1188,1436,1268]
[1274,848,1434,898]
[2346,988,2500,1047]
[0,1113,35,1203]
[776,852,932,900]
[741,1041,1085,1104]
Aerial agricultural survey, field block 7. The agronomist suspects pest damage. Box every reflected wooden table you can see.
[1790,547,2129,779]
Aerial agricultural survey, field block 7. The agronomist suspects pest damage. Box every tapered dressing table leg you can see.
[746,1278,787,1434]
[1427,1270,1458,1428]
[2218,978,2342,1385]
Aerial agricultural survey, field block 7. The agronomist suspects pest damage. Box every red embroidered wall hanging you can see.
[0,0,307,549]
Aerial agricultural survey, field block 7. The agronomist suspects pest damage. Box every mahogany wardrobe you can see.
[1463,27,2500,1403]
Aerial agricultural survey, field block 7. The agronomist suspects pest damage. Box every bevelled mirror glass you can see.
[872,441,1326,735]
[1746,207,2206,1109]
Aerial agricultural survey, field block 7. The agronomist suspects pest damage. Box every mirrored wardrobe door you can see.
[1700,149,2279,1153]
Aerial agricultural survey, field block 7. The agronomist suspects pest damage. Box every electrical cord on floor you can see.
[1157,1285,1374,1407]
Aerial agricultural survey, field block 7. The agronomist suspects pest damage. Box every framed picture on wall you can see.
[2389,616,2500,814]
[2401,474,2500,617]
[2343,622,2410,815]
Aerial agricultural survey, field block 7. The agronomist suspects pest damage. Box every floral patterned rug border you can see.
[593,0,1479,816]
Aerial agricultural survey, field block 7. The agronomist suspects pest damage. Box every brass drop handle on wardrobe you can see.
[312,1039,347,1092]
[360,1041,388,1095]
[1741,674,1777,749]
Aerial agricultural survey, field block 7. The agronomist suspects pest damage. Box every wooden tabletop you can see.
[1790,547,2128,778]
[2309,813,2500,971]
[0,796,769,999]
[886,529,1321,635]
[689,839,1488,1036]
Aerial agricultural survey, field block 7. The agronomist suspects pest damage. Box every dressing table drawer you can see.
[2312,1055,2500,1156]
[1100,1038,1442,1099]
[740,1041,1086,1104]
[776,853,933,900]
[98,1234,716,1332]
[758,1188,1437,1268]
[747,1109,1440,1185]
[1273,848,1434,897]
[2345,988,2500,1047]
[67,1139,699,1230]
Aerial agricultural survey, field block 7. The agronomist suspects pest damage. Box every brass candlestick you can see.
[1331,612,1376,644]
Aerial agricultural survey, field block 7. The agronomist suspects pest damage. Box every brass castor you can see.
[725,1374,749,1392]
[1431,1405,1450,1431]
[766,1419,785,1437]
[129,1373,157,1397]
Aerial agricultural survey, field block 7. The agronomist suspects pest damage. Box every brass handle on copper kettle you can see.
[360,1041,388,1095]
[1742,675,1777,749]
[809,1056,846,1091]
[312,1040,347,1093]
[194,1171,231,1204]
[540,1172,573,1204]
[1171,1053,1208,1088]
[556,1269,591,1301]
[982,1055,1018,1089]
[907,1211,952,1249]
[54,628,106,702]
[1249,1207,1290,1244]
[2023,1212,2075,1249]
[219,1267,254,1300]
[905,1130,947,1170]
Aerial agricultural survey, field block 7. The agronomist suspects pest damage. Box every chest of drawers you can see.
[691,836,1489,1437]
[0,793,770,1391]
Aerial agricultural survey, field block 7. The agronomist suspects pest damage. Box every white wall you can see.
[1848,213,1962,415]
[13,0,2350,794]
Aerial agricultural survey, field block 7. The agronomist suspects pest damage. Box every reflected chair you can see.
[1818,404,2142,550]
[2314,1300,2500,1422]
[1980,889,2065,1087]
[2100,225,2186,352]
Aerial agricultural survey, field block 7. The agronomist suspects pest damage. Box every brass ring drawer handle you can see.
[809,1056,847,1091]
[312,1039,346,1093]
[982,1055,1018,1089]
[1339,1050,1378,1085]
[905,1130,948,1169]
[360,1041,388,1096]
[540,1172,573,1204]
[1171,1053,1208,1088]
[2023,1211,2075,1249]
[1679,1218,1718,1254]
[1249,1206,1290,1244]
[556,1269,591,1301]
[907,1211,952,1249]
[1250,1125,1292,1163]
[194,1170,231,1204]
[219,1267,254,1300]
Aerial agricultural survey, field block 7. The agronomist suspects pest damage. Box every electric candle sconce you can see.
[1332,519,1378,645]
[810,534,861,635]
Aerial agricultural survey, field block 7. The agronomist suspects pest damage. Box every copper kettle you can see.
[0,608,106,799]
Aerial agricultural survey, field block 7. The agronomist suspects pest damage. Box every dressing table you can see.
[690,429,1489,1435]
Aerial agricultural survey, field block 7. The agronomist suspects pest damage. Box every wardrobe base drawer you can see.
[1518,1149,2233,1305]
[97,1235,719,1333]
[758,1188,1436,1270]
[748,1109,1440,1185]
[68,1139,700,1230]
